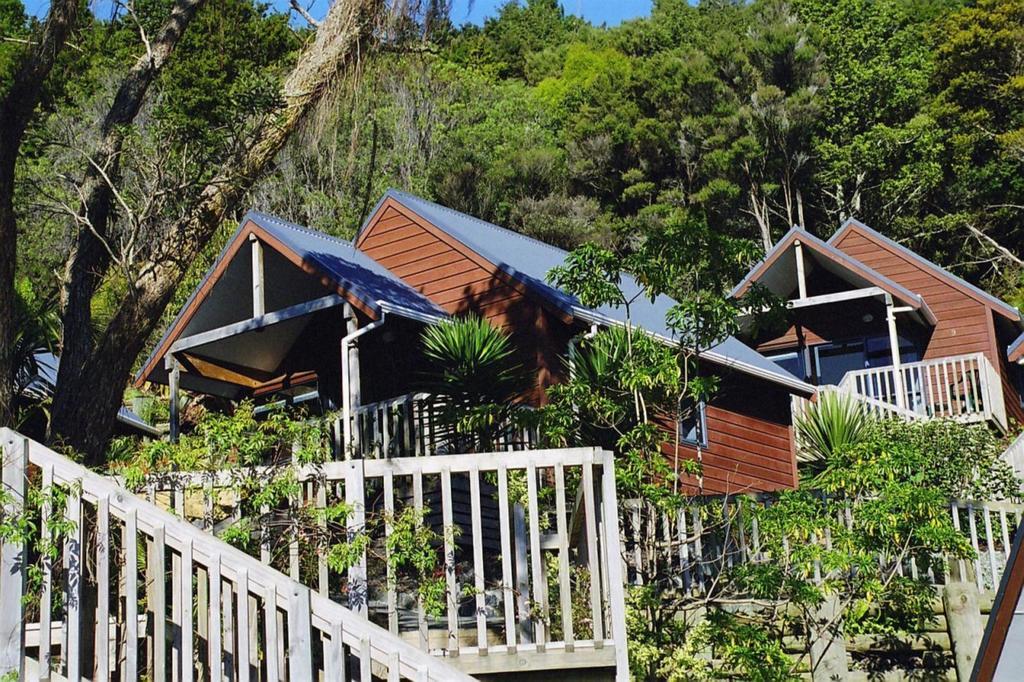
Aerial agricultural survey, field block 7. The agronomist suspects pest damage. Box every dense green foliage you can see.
[243,0,1024,309]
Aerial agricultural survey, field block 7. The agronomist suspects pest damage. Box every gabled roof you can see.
[829,218,1022,323]
[1010,332,1024,364]
[362,190,815,394]
[247,210,446,320]
[731,226,936,324]
[136,211,445,387]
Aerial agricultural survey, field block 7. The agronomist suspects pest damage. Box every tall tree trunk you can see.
[52,0,208,439]
[0,0,81,425]
[49,0,382,463]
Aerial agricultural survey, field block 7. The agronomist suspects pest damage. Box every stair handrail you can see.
[0,428,475,681]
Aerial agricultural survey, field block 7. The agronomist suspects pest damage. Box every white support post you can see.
[341,308,384,457]
[167,355,181,443]
[884,294,907,410]
[795,240,808,300]
[0,430,27,679]
[250,234,265,318]
[346,458,367,617]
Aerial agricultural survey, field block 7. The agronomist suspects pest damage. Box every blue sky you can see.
[25,0,653,26]
[448,0,651,26]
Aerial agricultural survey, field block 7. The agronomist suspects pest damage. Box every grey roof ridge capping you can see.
[377,189,814,394]
[731,225,934,323]
[829,217,1022,322]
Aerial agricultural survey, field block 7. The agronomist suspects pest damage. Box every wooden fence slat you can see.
[0,433,27,679]
[554,464,574,651]
[263,586,280,682]
[469,467,487,653]
[496,465,517,650]
[413,470,428,648]
[383,470,398,635]
[984,506,998,588]
[181,539,194,682]
[316,478,328,595]
[65,485,82,682]
[236,568,251,682]
[600,452,631,681]
[441,467,459,654]
[526,464,547,648]
[360,637,372,682]
[124,508,139,682]
[581,461,604,645]
[38,463,54,681]
[325,622,345,680]
[287,584,312,682]
[153,525,167,682]
[95,495,111,678]
[170,537,181,682]
[209,553,222,682]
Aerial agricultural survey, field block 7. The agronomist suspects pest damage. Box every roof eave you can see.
[571,306,816,395]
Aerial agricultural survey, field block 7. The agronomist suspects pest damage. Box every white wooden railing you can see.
[124,447,629,679]
[348,394,538,458]
[0,428,475,682]
[837,352,1007,430]
[623,496,1024,597]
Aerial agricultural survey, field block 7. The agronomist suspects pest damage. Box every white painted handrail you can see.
[0,428,475,681]
[123,446,630,680]
[836,352,1007,429]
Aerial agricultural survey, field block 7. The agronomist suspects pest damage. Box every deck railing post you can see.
[598,448,630,681]
[0,429,27,678]
[346,458,367,616]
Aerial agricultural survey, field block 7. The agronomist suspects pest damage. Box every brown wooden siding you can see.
[360,197,800,492]
[832,228,1000,367]
[356,200,572,403]
[671,378,798,495]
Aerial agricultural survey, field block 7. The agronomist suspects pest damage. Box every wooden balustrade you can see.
[836,352,1007,429]
[114,447,630,679]
[348,394,538,459]
[0,428,476,682]
[623,496,1024,597]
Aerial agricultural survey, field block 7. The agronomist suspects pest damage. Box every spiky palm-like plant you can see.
[795,389,872,465]
[420,316,533,452]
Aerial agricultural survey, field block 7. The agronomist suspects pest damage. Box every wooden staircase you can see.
[0,428,476,681]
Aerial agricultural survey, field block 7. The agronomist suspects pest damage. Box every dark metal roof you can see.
[246,210,446,320]
[829,218,1022,322]
[370,190,814,393]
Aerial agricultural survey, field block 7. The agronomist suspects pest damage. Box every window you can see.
[814,340,866,386]
[864,335,919,368]
[679,399,708,447]
[765,350,804,379]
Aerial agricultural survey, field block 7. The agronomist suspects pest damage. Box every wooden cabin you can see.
[732,219,1024,431]
[136,190,815,495]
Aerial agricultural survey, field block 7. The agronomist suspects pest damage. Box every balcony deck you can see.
[833,352,1008,430]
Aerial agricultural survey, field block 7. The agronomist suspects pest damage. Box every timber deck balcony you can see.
[834,352,1008,430]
